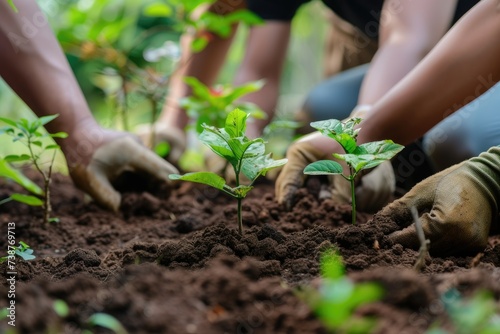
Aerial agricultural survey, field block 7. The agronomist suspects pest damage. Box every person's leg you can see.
[423,82,500,171]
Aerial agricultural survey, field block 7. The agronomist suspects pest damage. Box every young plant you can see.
[169,108,287,235]
[427,289,500,334]
[0,114,67,223]
[303,118,404,224]
[0,241,36,263]
[297,248,383,333]
[181,77,267,134]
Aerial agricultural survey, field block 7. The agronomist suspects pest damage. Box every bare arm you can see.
[360,0,500,145]
[358,0,458,104]
[234,22,291,137]
[158,0,245,129]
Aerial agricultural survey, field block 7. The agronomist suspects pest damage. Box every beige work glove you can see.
[275,141,395,211]
[372,146,500,255]
[135,123,186,165]
[70,135,179,212]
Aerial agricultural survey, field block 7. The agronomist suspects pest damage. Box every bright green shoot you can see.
[298,248,383,333]
[304,118,404,224]
[169,109,287,235]
[0,114,67,224]
[0,241,36,263]
[181,77,267,134]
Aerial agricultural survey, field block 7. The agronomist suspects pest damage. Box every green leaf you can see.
[320,249,344,280]
[4,154,31,162]
[224,10,264,26]
[169,172,226,190]
[0,117,18,127]
[15,248,35,261]
[191,37,209,53]
[48,217,60,223]
[223,80,264,104]
[31,140,43,147]
[0,160,43,195]
[304,160,343,175]
[184,77,213,101]
[143,3,172,17]
[224,109,249,138]
[235,102,267,120]
[50,132,68,139]
[10,193,44,206]
[38,114,59,126]
[87,313,128,334]
[336,140,404,173]
[241,153,287,180]
[46,144,61,150]
[199,128,237,166]
[311,118,362,154]
[7,0,18,12]
[154,142,171,158]
[53,300,69,318]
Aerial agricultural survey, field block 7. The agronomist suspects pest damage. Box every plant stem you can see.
[350,176,356,225]
[150,98,158,149]
[237,197,242,235]
[0,197,13,206]
[27,137,51,224]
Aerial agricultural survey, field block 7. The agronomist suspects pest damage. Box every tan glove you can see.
[70,135,179,212]
[372,146,500,255]
[134,123,186,164]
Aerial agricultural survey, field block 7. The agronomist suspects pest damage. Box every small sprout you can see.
[87,313,128,334]
[304,118,404,224]
[0,241,36,263]
[0,114,67,223]
[298,248,383,333]
[169,109,287,234]
[53,300,69,318]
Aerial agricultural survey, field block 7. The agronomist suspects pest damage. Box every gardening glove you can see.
[70,135,179,212]
[135,123,186,165]
[372,146,500,255]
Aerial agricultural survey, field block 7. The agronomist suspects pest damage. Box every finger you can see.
[275,166,304,211]
[387,223,421,250]
[124,137,180,181]
[72,165,121,212]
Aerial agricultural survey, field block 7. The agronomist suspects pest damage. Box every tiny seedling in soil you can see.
[303,118,404,224]
[0,114,67,223]
[169,108,287,235]
[297,248,383,333]
[426,289,500,334]
[0,241,36,263]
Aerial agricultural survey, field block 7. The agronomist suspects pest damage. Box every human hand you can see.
[134,123,187,164]
[65,129,179,212]
[372,147,500,255]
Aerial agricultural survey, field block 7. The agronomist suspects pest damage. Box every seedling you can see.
[297,248,383,333]
[427,289,500,334]
[303,118,404,224]
[0,241,36,263]
[181,77,266,134]
[0,115,67,224]
[169,108,287,234]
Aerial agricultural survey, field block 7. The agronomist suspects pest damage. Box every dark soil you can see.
[0,173,499,334]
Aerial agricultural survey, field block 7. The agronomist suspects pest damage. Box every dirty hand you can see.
[275,136,395,212]
[372,146,500,255]
[134,123,187,164]
[66,130,179,212]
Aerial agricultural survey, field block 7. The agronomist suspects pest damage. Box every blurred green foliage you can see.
[0,0,328,166]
